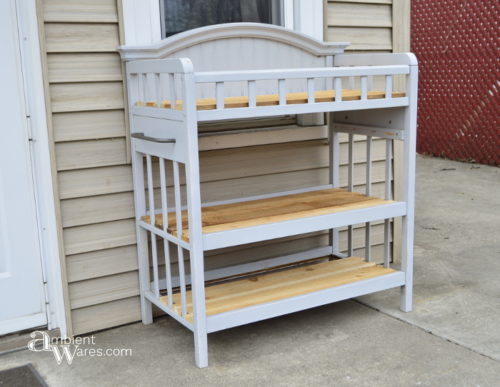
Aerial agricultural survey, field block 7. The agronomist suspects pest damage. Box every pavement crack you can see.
[353,299,499,363]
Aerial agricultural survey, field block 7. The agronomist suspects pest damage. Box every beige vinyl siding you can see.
[326,0,393,51]
[39,0,131,335]
[38,0,404,335]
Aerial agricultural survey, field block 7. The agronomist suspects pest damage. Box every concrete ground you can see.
[1,155,499,386]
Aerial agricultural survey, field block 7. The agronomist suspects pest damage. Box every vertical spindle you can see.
[248,80,256,107]
[169,73,176,109]
[384,139,393,268]
[173,161,187,317]
[146,155,160,296]
[347,133,354,256]
[278,79,286,105]
[335,77,343,102]
[137,73,145,105]
[155,73,161,107]
[385,75,393,99]
[365,136,372,261]
[330,125,340,255]
[159,158,173,307]
[216,82,224,110]
[361,76,368,100]
[307,78,315,104]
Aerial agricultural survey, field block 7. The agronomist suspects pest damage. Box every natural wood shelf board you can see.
[159,256,395,319]
[137,89,405,111]
[142,188,393,238]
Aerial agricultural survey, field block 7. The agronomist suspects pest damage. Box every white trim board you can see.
[16,0,67,337]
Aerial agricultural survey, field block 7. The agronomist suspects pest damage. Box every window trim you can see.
[158,0,286,39]
[120,0,323,45]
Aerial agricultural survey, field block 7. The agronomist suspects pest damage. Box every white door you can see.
[0,0,47,335]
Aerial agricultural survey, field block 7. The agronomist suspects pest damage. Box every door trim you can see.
[15,0,68,338]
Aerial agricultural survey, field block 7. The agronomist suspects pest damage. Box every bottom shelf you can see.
[160,257,396,321]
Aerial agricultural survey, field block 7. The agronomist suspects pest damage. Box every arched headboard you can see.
[118,23,350,97]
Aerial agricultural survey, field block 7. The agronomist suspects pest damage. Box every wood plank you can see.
[327,2,392,27]
[71,296,140,335]
[161,257,395,317]
[55,138,127,171]
[326,27,392,51]
[63,219,136,255]
[61,192,134,228]
[145,188,393,236]
[141,89,404,111]
[45,23,119,53]
[58,165,132,199]
[47,53,122,83]
[43,0,118,23]
[66,245,138,283]
[69,271,139,309]
[53,110,126,142]
[50,82,124,113]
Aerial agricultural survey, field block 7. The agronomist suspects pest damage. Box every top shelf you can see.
[137,89,405,111]
[133,88,409,121]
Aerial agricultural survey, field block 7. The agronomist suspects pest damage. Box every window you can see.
[160,0,283,38]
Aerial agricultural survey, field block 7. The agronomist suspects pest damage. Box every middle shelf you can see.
[142,188,406,250]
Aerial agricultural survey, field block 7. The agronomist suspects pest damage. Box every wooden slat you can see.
[47,53,122,83]
[55,138,127,171]
[53,110,126,142]
[43,0,118,23]
[63,219,136,255]
[141,89,404,111]
[58,165,132,199]
[71,296,140,335]
[69,271,139,309]
[61,192,134,228]
[326,27,392,51]
[145,188,393,236]
[50,82,124,112]
[66,245,138,283]
[161,257,395,317]
[45,23,119,53]
[327,2,392,27]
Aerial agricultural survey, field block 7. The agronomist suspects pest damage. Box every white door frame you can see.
[121,0,324,45]
[12,0,68,338]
